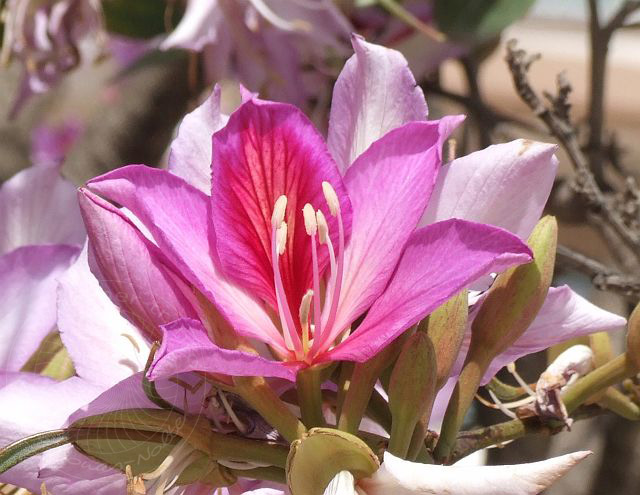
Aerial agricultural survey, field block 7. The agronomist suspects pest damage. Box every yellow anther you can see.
[303,203,317,236]
[271,195,288,228]
[276,222,288,255]
[316,209,329,244]
[322,181,340,216]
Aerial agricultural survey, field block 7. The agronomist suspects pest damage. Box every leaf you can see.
[434,0,535,41]
[21,332,75,381]
[0,430,71,474]
[102,0,184,39]
[286,428,379,495]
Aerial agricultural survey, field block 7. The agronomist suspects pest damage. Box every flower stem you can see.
[297,366,326,428]
[563,353,638,413]
[233,376,307,443]
[229,466,286,484]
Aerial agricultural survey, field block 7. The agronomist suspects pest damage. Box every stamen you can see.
[276,221,288,255]
[488,389,518,419]
[316,209,329,245]
[322,181,340,216]
[304,204,323,342]
[303,203,317,235]
[271,215,302,355]
[218,390,247,434]
[271,195,288,228]
[507,362,536,397]
[299,289,313,352]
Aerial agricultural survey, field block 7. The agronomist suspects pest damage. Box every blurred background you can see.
[1,1,639,493]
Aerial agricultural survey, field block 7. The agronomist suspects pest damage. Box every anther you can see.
[316,209,329,244]
[303,203,317,235]
[299,289,314,351]
[322,181,340,216]
[271,195,288,228]
[276,221,288,255]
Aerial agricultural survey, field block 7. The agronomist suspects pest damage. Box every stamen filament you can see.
[304,203,323,342]
[271,221,302,355]
[507,362,536,397]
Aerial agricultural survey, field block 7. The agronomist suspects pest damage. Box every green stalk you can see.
[598,387,640,420]
[433,355,488,462]
[563,354,638,414]
[296,366,326,428]
[233,376,307,443]
[230,466,286,484]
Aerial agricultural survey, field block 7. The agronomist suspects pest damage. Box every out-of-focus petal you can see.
[86,166,286,354]
[148,318,301,381]
[0,244,80,370]
[168,84,229,193]
[160,0,223,51]
[327,35,428,171]
[327,118,462,348]
[212,97,351,313]
[78,188,195,339]
[57,245,149,386]
[0,373,103,493]
[421,140,558,240]
[360,451,590,495]
[327,219,531,362]
[0,163,85,255]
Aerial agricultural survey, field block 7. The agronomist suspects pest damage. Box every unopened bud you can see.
[287,428,379,495]
[470,216,557,362]
[272,195,288,228]
[303,204,317,236]
[387,332,437,458]
[627,302,640,371]
[419,290,468,391]
[322,181,340,216]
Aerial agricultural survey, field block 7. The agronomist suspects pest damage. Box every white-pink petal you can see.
[327,35,428,171]
[360,451,590,495]
[421,140,558,240]
[0,163,85,255]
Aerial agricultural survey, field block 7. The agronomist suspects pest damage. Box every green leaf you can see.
[434,0,535,41]
[102,0,184,39]
[21,332,75,381]
[286,428,379,495]
[0,430,71,475]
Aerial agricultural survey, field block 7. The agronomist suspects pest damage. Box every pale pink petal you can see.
[0,373,103,493]
[421,140,559,240]
[481,285,627,380]
[148,318,301,381]
[330,117,463,343]
[78,188,195,340]
[0,244,80,370]
[168,84,229,193]
[361,451,590,495]
[212,97,351,312]
[160,0,223,51]
[86,166,286,353]
[0,163,85,255]
[327,35,428,171]
[57,245,150,386]
[327,219,531,362]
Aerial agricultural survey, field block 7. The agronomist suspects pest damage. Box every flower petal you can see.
[86,166,286,353]
[0,163,85,255]
[0,373,103,493]
[328,219,532,362]
[148,318,301,381]
[211,97,351,312]
[361,451,590,495]
[327,118,463,348]
[327,35,429,171]
[481,285,626,380]
[421,140,558,239]
[78,188,195,339]
[0,244,80,370]
[168,84,229,193]
[57,244,150,386]
[160,0,223,51]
